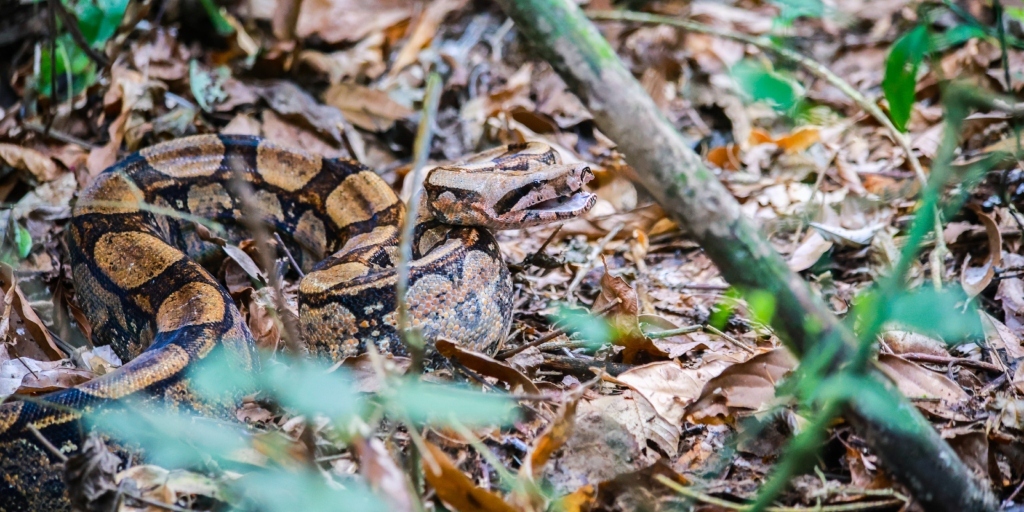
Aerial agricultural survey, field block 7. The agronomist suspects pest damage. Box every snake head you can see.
[424,152,597,230]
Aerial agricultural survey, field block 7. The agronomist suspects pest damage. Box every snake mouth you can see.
[525,189,597,215]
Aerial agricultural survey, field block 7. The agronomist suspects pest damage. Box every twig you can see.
[586,10,949,285]
[495,298,621,360]
[519,224,563,267]
[705,325,757,354]
[899,352,1003,373]
[644,324,702,339]
[273,232,305,277]
[26,424,67,462]
[565,222,624,302]
[493,2,997,510]
[540,354,632,377]
[49,0,109,68]
[23,121,98,149]
[656,474,905,511]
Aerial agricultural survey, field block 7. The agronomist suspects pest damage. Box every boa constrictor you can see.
[0,134,596,511]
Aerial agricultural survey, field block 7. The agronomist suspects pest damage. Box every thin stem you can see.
[396,69,444,350]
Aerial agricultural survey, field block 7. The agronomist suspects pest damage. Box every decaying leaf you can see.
[592,264,669,363]
[685,348,797,424]
[322,83,414,131]
[436,338,540,394]
[422,441,516,512]
[876,354,971,421]
[0,143,60,182]
[354,436,415,512]
[615,360,730,425]
[960,206,1001,298]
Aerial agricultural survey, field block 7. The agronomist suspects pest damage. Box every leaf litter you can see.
[2,0,1024,510]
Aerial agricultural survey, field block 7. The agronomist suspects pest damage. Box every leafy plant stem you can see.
[396,68,443,353]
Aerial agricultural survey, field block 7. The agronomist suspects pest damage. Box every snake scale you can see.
[0,134,596,511]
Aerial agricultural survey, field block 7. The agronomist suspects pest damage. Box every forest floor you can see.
[1,0,1023,511]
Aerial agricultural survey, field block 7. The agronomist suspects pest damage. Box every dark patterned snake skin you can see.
[0,134,596,511]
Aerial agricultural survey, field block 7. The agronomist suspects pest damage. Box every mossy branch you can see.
[492,1,997,510]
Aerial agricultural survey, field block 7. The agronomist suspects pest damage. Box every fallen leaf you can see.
[322,83,414,131]
[117,465,225,511]
[422,441,516,512]
[257,81,346,143]
[390,0,468,73]
[615,360,730,425]
[520,398,578,480]
[788,231,832,272]
[64,434,122,512]
[876,354,971,421]
[775,127,820,153]
[436,338,540,394]
[0,348,93,398]
[296,0,414,44]
[809,222,885,247]
[354,435,415,512]
[685,348,797,424]
[1,265,65,360]
[592,263,669,363]
[0,143,60,182]
[961,206,1001,298]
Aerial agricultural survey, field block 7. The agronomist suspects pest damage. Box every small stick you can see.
[540,354,632,377]
[26,424,67,462]
[645,325,702,339]
[898,352,1003,373]
[520,224,563,266]
[273,232,305,277]
[23,121,98,150]
[704,325,757,354]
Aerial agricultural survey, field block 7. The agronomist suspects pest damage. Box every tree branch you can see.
[492,1,997,510]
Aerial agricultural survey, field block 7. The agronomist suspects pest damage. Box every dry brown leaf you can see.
[354,436,415,512]
[64,434,122,512]
[390,0,468,73]
[685,348,797,425]
[592,263,668,363]
[615,360,729,425]
[980,312,1024,361]
[257,81,346,143]
[261,110,349,159]
[0,345,93,398]
[520,398,579,481]
[296,0,414,44]
[788,231,832,272]
[223,113,262,136]
[435,338,540,394]
[543,391,671,495]
[1,266,64,360]
[876,354,971,421]
[0,143,60,182]
[961,206,1001,298]
[322,83,414,131]
[881,330,949,357]
[116,465,223,512]
[995,252,1024,341]
[422,441,516,512]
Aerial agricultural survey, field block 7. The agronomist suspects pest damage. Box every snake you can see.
[0,134,596,511]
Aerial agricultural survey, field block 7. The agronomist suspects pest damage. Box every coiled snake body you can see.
[0,134,595,511]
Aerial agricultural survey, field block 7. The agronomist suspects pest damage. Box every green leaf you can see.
[68,0,130,47]
[387,380,517,427]
[552,305,614,348]
[234,469,386,512]
[197,0,236,36]
[87,403,249,468]
[932,24,988,51]
[14,224,31,259]
[770,0,824,20]
[731,59,802,112]
[38,36,97,98]
[882,24,929,132]
[886,287,983,342]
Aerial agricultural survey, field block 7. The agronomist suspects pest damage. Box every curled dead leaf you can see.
[614,360,730,425]
[436,338,540,395]
[961,206,1001,298]
[354,435,415,512]
[876,354,971,421]
[592,263,668,363]
[0,143,60,182]
[685,348,797,425]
